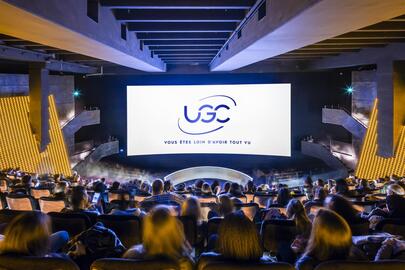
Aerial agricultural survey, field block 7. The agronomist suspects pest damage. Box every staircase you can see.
[61,108,100,153]
[322,106,367,139]
[72,140,119,174]
[301,140,349,172]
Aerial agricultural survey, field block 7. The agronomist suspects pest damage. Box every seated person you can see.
[51,181,69,200]
[227,182,244,198]
[62,186,101,215]
[374,238,405,261]
[0,212,69,257]
[268,187,291,207]
[109,193,144,217]
[141,179,184,207]
[208,194,234,219]
[201,182,214,197]
[109,181,120,191]
[366,184,405,220]
[287,199,312,254]
[324,194,363,224]
[123,206,193,269]
[181,196,203,225]
[356,179,372,195]
[296,209,366,270]
[202,211,273,263]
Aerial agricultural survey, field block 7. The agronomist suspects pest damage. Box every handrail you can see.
[323,105,367,128]
[60,107,99,128]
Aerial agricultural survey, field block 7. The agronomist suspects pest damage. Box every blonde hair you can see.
[181,196,202,223]
[142,205,190,259]
[217,212,263,261]
[0,212,50,256]
[304,209,352,261]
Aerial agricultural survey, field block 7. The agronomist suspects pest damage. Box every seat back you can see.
[91,258,188,270]
[376,218,405,238]
[315,260,405,270]
[134,195,149,202]
[261,219,297,252]
[6,194,35,211]
[198,254,294,270]
[253,194,276,208]
[0,209,33,226]
[96,214,141,248]
[237,203,259,221]
[178,215,198,246]
[198,196,218,203]
[207,217,223,239]
[108,191,130,202]
[0,255,79,270]
[349,219,370,236]
[245,193,254,203]
[48,212,92,238]
[38,197,66,214]
[30,188,51,200]
[201,202,217,221]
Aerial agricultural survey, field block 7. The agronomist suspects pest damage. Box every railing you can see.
[60,106,99,128]
[323,105,368,128]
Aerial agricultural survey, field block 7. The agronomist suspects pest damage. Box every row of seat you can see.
[0,254,404,270]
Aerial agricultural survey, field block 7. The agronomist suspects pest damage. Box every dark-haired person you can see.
[62,186,101,215]
[332,178,350,196]
[324,194,362,225]
[201,182,213,197]
[219,182,231,195]
[123,206,193,270]
[356,179,372,195]
[109,181,120,191]
[208,194,234,219]
[366,184,405,221]
[0,212,69,257]
[295,209,365,270]
[303,176,314,200]
[201,212,272,264]
[141,179,184,207]
[211,180,220,195]
[109,193,144,217]
[269,187,291,207]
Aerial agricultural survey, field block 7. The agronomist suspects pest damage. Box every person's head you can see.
[335,179,349,194]
[304,209,352,261]
[70,186,89,211]
[0,212,51,256]
[53,181,68,195]
[276,187,292,206]
[229,182,242,195]
[211,180,220,191]
[111,181,120,190]
[324,194,358,223]
[164,180,172,192]
[304,176,313,188]
[201,182,212,195]
[141,181,150,193]
[152,179,164,195]
[21,175,32,186]
[316,179,325,187]
[387,184,405,196]
[142,205,189,259]
[359,179,369,189]
[223,182,231,193]
[218,194,234,216]
[181,196,202,223]
[217,212,263,261]
[286,199,311,236]
[194,179,204,190]
[314,187,327,202]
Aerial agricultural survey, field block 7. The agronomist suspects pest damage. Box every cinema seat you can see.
[108,191,130,202]
[253,194,276,208]
[5,194,36,211]
[97,214,142,248]
[201,202,217,221]
[261,219,297,252]
[314,260,405,270]
[178,215,198,246]
[375,218,405,238]
[38,197,66,213]
[349,219,370,236]
[198,196,218,203]
[91,258,190,270]
[197,253,294,270]
[30,187,51,200]
[0,255,79,270]
[48,212,92,238]
[0,209,33,225]
[236,203,259,221]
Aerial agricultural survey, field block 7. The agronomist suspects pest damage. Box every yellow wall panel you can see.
[0,95,71,176]
[356,99,405,179]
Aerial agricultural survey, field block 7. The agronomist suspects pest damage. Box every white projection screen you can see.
[127,84,291,156]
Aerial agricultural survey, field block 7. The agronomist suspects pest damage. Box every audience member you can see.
[181,196,203,225]
[142,179,184,206]
[324,194,361,224]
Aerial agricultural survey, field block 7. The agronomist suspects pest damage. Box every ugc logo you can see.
[177,95,237,135]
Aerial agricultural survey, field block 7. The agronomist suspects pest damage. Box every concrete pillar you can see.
[29,63,49,152]
[376,60,405,157]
